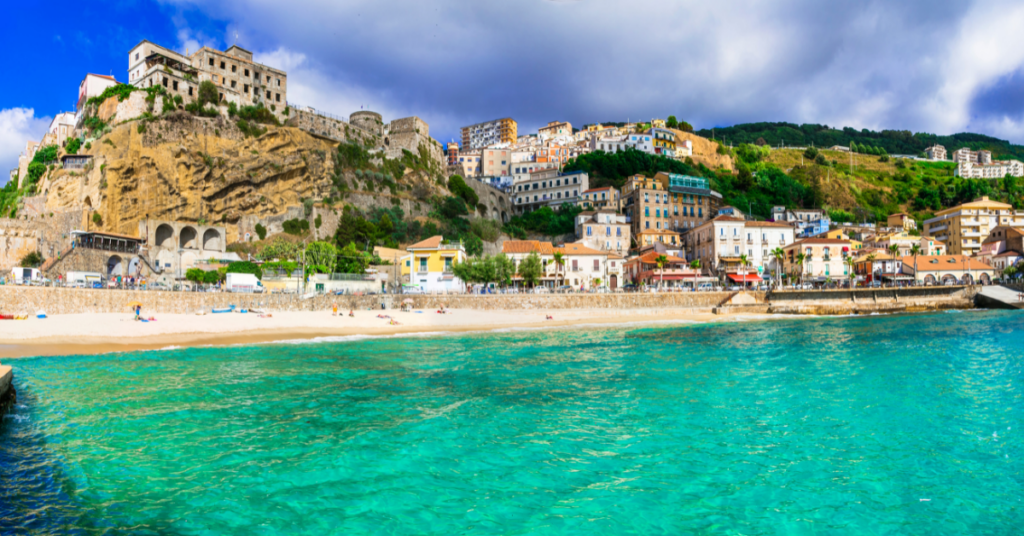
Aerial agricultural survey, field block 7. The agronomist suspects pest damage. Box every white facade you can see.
[575,211,631,254]
[955,160,1024,179]
[589,133,655,155]
[511,161,558,184]
[77,74,119,111]
[46,112,77,149]
[513,170,588,213]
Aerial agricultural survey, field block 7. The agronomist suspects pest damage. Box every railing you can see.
[288,102,349,123]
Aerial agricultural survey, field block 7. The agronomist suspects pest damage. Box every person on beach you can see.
[332,302,338,316]
[134,305,141,321]
[349,310,355,317]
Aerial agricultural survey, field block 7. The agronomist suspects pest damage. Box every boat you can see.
[212,305,236,314]
[0,314,13,320]
[36,310,47,319]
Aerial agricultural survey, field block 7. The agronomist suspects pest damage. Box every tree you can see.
[909,244,921,285]
[690,258,701,271]
[494,254,515,287]
[795,252,807,285]
[185,268,205,284]
[198,81,219,107]
[814,154,827,166]
[336,241,370,274]
[254,223,267,241]
[678,121,694,133]
[888,244,900,259]
[803,147,819,160]
[447,175,479,207]
[225,261,262,280]
[738,253,749,287]
[552,251,565,288]
[202,270,220,284]
[771,247,785,289]
[666,116,679,129]
[845,256,856,287]
[19,251,43,267]
[305,241,338,275]
[655,254,668,289]
[518,252,542,287]
[65,138,81,155]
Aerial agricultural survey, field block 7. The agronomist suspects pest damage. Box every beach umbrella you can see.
[126,301,142,309]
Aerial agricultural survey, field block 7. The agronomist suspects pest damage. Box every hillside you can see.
[695,121,1024,161]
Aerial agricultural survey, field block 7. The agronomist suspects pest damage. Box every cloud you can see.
[0,108,51,186]
[149,0,1024,144]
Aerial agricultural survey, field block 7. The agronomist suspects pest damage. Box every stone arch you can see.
[941,273,957,284]
[384,137,390,147]
[979,273,992,285]
[923,274,936,285]
[108,255,124,277]
[83,196,93,209]
[490,192,497,206]
[128,257,142,277]
[202,228,222,251]
[155,224,174,248]
[501,210,508,223]
[962,273,974,285]
[180,226,198,249]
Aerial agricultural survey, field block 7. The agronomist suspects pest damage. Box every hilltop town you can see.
[0,38,1022,295]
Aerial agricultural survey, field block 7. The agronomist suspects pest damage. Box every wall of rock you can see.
[767,286,977,314]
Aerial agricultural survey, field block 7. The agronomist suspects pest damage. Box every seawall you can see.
[0,365,13,414]
[766,286,978,315]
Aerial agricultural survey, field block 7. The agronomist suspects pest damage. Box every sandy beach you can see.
[0,307,778,358]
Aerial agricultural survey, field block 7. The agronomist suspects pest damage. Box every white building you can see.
[685,216,796,282]
[511,161,558,184]
[575,210,631,254]
[955,160,1024,179]
[589,133,655,155]
[44,112,77,149]
[925,145,947,161]
[513,169,588,214]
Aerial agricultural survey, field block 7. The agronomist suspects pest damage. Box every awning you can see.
[842,247,850,252]
[728,274,763,283]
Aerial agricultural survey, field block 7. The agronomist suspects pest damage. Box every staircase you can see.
[39,246,75,275]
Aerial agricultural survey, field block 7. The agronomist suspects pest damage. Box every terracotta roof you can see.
[88,73,117,81]
[558,243,606,256]
[582,186,616,193]
[711,215,745,222]
[637,251,686,264]
[502,240,555,254]
[606,253,625,260]
[995,250,1023,257]
[408,236,443,249]
[911,255,995,271]
[637,229,680,236]
[790,238,852,245]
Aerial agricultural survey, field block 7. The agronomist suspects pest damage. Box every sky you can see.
[4,0,1024,184]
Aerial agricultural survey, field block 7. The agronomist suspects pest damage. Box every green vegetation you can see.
[254,223,267,240]
[282,218,310,235]
[696,121,1024,161]
[225,261,262,280]
[563,148,709,189]
[20,251,44,268]
[186,268,222,285]
[65,138,81,155]
[92,212,102,225]
[451,254,516,287]
[502,203,582,239]
[86,84,139,107]
[447,175,479,206]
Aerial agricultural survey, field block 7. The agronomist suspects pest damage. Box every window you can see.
[606,226,611,236]
[266,75,271,83]
[734,246,740,254]
[135,53,139,61]
[244,84,249,93]
[188,87,193,96]
[594,259,600,271]
[276,93,281,102]
[645,208,650,217]
[209,58,215,67]
[245,69,250,77]
[172,81,178,91]
[617,228,621,237]
[266,90,271,99]
[163,77,168,87]
[277,79,281,87]
[720,228,725,236]
[587,226,592,236]
[444,258,453,272]
[419,258,427,272]
[232,65,237,73]
[646,221,650,229]
[231,81,237,89]
[220,61,226,69]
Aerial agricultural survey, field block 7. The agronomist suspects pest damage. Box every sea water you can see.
[1,311,1022,535]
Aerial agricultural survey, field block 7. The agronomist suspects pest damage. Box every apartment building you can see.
[782,238,854,283]
[446,142,460,166]
[887,212,917,231]
[900,255,995,285]
[623,251,697,288]
[925,144,947,161]
[76,74,119,112]
[622,173,722,249]
[128,41,288,113]
[512,169,588,214]
[575,210,631,254]
[589,133,655,155]
[852,252,904,285]
[511,161,558,183]
[685,216,795,281]
[43,112,77,149]
[864,231,938,257]
[456,149,482,177]
[771,205,830,237]
[955,160,1024,179]
[538,121,572,140]
[578,186,621,211]
[461,118,517,150]
[923,196,1024,255]
[951,147,993,165]
[650,128,677,157]
[481,148,511,177]
[501,240,623,290]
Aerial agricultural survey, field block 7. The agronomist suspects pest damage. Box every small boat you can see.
[36,310,47,319]
[0,314,14,320]
[212,305,236,314]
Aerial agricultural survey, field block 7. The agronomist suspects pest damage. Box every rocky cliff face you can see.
[39,114,447,245]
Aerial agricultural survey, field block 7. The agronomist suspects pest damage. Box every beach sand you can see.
[0,307,778,358]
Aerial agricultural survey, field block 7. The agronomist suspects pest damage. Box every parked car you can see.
[402,286,424,294]
[532,287,549,294]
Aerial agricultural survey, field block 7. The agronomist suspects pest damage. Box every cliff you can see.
[38,113,450,245]
[671,130,735,172]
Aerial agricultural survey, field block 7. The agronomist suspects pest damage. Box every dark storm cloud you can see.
[162,0,1024,143]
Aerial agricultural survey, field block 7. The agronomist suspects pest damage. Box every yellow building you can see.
[399,236,467,292]
[923,196,1024,255]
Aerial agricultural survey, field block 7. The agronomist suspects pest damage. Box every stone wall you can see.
[0,286,741,315]
[767,286,977,315]
[464,179,511,223]
[287,108,377,147]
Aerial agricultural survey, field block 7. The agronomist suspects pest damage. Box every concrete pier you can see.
[0,364,13,412]
[976,285,1024,310]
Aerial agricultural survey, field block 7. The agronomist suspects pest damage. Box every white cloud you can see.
[137,0,1024,143]
[0,108,51,186]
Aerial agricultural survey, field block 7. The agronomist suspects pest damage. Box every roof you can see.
[788,238,852,247]
[407,236,443,249]
[502,240,555,255]
[637,251,686,264]
[746,220,793,228]
[582,186,616,193]
[910,255,995,271]
[226,44,253,54]
[556,243,605,256]
[935,196,1013,216]
[76,230,142,241]
[854,252,898,262]
[374,246,408,259]
[87,73,117,81]
[711,215,745,222]
[637,229,680,236]
[996,250,1023,257]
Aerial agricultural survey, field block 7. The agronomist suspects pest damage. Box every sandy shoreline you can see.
[0,307,783,358]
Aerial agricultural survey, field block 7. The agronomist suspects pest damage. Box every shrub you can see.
[85,142,92,150]
[86,84,138,107]
[236,120,266,139]
[237,103,280,126]
[282,218,310,235]
[173,95,183,106]
[315,214,322,229]
[162,98,176,114]
[19,251,44,267]
[255,223,267,240]
[471,218,501,242]
[65,138,81,155]
[227,101,238,118]
[92,212,102,225]
[225,261,262,280]
[137,123,147,134]
[198,81,219,107]
[25,162,46,186]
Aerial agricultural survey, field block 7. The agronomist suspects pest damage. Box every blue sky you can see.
[5,0,1024,184]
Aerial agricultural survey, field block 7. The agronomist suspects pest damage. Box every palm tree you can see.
[771,247,785,290]
[738,253,749,288]
[655,254,668,289]
[552,251,565,290]
[909,244,921,286]
[795,252,807,286]
[845,256,856,288]
[888,244,900,259]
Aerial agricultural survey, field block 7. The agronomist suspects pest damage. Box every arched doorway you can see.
[941,274,957,285]
[923,274,936,285]
[202,228,222,251]
[155,224,174,247]
[962,273,974,285]
[979,273,992,285]
[610,274,618,290]
[180,226,198,249]
[108,255,124,277]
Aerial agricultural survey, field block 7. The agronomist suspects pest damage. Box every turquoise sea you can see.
[1,311,1023,534]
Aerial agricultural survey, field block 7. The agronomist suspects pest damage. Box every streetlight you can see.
[177,248,184,291]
